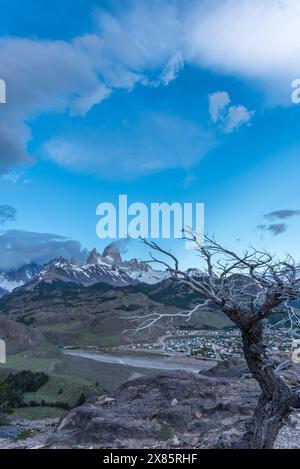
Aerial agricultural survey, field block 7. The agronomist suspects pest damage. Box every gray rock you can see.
[46,370,260,449]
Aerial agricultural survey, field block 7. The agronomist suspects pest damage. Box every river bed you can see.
[63,349,214,373]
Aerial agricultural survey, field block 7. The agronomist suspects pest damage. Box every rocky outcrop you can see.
[46,370,260,449]
[199,357,250,378]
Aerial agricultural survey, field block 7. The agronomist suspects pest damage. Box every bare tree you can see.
[133,232,300,449]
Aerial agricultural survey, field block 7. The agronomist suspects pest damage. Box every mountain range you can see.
[0,243,169,298]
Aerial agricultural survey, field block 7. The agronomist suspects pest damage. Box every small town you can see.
[130,328,295,360]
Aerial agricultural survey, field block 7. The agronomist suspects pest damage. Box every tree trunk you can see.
[239,321,292,449]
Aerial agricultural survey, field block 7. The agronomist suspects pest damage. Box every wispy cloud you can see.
[0,205,17,225]
[1,173,21,184]
[159,52,184,86]
[257,208,300,236]
[264,209,300,220]
[257,223,288,236]
[46,111,216,179]
[0,230,88,270]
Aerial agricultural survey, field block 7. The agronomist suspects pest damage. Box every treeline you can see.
[0,370,86,425]
[1,370,49,409]
[19,400,70,410]
[0,370,49,423]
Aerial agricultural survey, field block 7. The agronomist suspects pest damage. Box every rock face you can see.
[102,244,123,265]
[46,370,260,449]
[86,248,101,265]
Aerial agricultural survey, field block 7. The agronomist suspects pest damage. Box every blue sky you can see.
[1,0,300,269]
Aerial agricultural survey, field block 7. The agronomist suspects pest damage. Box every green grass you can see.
[23,374,91,407]
[158,425,172,440]
[74,331,123,348]
[16,429,34,440]
[38,321,83,333]
[3,353,61,374]
[121,295,130,307]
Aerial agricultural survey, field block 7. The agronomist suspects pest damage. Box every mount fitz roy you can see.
[0,244,169,297]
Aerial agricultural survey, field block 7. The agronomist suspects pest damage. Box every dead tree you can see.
[132,233,300,449]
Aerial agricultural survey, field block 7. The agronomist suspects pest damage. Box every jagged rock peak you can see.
[102,243,122,264]
[47,257,72,268]
[87,248,101,265]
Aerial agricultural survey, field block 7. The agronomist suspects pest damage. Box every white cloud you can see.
[209,91,231,122]
[223,105,255,133]
[93,0,300,97]
[186,0,300,101]
[209,91,254,133]
[92,2,182,77]
[159,52,184,86]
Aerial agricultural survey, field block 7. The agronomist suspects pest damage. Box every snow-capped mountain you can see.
[23,245,169,290]
[87,246,169,285]
[186,268,207,279]
[0,264,42,297]
[21,256,135,291]
[0,244,170,295]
